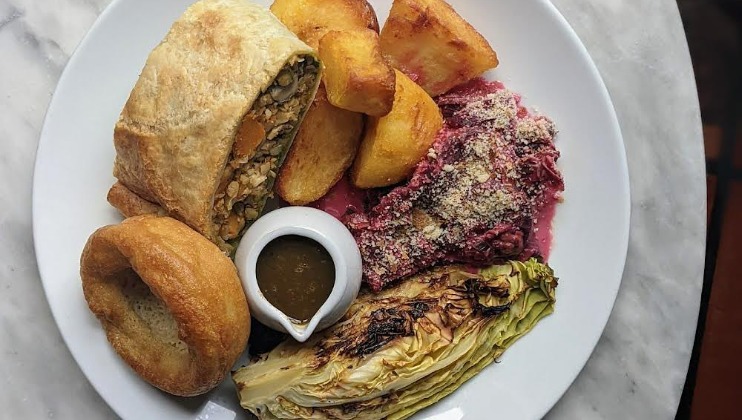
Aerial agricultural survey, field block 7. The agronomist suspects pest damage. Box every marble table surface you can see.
[0,0,705,418]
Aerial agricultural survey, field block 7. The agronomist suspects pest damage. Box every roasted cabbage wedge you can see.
[233,259,557,419]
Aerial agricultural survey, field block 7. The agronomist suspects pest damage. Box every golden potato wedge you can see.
[379,0,499,97]
[319,29,395,116]
[350,70,443,188]
[276,85,364,205]
[270,0,379,49]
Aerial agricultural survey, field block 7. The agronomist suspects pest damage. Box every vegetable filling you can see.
[213,57,320,242]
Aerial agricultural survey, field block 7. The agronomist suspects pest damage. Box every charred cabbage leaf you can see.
[232,259,557,419]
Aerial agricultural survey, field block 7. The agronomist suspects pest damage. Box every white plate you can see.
[33,0,629,419]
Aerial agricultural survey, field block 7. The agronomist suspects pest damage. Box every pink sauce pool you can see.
[530,192,560,262]
[309,175,365,220]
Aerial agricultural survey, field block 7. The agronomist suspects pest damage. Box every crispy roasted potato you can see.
[277,86,364,205]
[350,70,443,188]
[379,0,499,97]
[270,0,379,49]
[319,29,395,116]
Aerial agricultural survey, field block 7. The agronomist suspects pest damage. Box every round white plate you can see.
[33,0,630,418]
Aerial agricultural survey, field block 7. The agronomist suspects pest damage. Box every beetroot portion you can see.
[345,79,565,291]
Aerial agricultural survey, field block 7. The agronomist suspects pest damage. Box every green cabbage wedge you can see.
[233,259,557,419]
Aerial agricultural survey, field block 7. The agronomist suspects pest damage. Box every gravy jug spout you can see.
[279,316,316,343]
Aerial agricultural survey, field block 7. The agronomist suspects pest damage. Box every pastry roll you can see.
[110,0,322,252]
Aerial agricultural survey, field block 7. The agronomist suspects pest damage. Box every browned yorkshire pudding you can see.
[80,215,250,396]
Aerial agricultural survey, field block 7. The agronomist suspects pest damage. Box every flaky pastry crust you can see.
[106,182,163,218]
[112,0,317,248]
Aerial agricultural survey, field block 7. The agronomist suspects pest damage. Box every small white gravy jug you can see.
[234,206,362,342]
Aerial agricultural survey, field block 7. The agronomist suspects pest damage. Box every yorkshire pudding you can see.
[80,215,250,396]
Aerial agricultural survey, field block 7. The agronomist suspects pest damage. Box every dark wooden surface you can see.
[677,0,742,418]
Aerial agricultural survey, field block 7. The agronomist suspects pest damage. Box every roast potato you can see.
[276,85,364,205]
[379,0,498,97]
[319,29,395,116]
[270,0,379,49]
[350,70,443,188]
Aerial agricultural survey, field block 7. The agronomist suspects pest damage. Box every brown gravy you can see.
[256,235,335,322]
